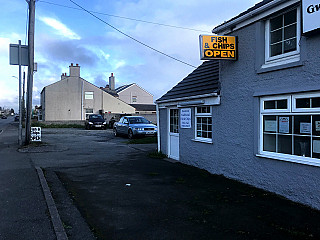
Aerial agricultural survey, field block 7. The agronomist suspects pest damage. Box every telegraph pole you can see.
[25,0,36,144]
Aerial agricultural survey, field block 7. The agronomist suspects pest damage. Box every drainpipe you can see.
[156,103,160,152]
[81,80,84,120]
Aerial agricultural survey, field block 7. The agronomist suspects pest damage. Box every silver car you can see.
[113,116,157,139]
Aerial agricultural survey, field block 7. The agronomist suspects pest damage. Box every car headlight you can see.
[89,122,93,124]
[103,121,107,124]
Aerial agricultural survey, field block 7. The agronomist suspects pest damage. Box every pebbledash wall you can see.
[157,1,320,210]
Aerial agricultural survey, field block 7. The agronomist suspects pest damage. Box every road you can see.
[0,116,14,134]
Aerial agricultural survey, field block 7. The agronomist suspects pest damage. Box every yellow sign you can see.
[199,35,237,60]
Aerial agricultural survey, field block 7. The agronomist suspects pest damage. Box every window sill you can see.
[192,138,213,144]
[257,55,302,74]
[256,153,320,168]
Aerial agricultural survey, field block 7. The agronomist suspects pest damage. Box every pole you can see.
[23,71,26,120]
[18,40,22,146]
[25,0,35,145]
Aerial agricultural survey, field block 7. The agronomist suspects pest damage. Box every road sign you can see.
[9,44,29,66]
[31,127,41,142]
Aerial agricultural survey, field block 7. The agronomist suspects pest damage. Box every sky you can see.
[0,0,260,111]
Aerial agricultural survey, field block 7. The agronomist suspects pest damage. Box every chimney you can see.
[69,63,80,77]
[61,73,67,81]
[109,73,115,91]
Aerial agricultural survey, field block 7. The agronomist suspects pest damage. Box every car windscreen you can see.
[128,117,149,124]
[89,115,103,120]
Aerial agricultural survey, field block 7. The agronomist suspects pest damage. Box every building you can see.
[41,64,135,121]
[156,0,320,210]
[115,83,154,105]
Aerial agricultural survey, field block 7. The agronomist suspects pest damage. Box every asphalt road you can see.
[24,128,320,240]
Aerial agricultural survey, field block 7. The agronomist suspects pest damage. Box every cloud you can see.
[39,16,81,40]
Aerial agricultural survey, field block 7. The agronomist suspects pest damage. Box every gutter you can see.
[212,0,298,33]
[156,92,219,104]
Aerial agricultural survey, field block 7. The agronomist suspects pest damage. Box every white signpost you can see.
[302,0,320,34]
[31,127,41,142]
[180,108,191,128]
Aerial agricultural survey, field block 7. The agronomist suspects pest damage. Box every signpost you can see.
[199,35,237,60]
[9,41,29,146]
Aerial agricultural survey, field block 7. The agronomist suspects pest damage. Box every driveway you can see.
[29,128,320,240]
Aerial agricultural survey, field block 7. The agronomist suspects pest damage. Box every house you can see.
[41,64,135,122]
[156,0,320,210]
[115,83,154,105]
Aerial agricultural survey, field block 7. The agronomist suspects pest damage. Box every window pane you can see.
[264,116,277,132]
[278,116,291,134]
[278,135,292,154]
[294,136,311,157]
[284,9,296,26]
[264,100,276,109]
[284,38,296,53]
[312,137,320,159]
[312,115,320,136]
[277,99,287,109]
[294,115,311,135]
[270,43,282,57]
[271,29,282,44]
[312,97,320,108]
[284,24,296,40]
[270,15,282,31]
[296,98,310,108]
[264,134,276,152]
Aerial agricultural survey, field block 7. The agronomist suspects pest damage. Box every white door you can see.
[168,108,179,160]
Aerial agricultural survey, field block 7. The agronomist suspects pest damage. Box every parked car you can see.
[85,114,107,130]
[14,115,19,122]
[113,116,157,139]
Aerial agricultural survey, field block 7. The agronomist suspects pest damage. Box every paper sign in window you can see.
[300,122,311,134]
[180,108,191,129]
[265,120,276,132]
[279,117,289,133]
[315,121,320,131]
[313,140,320,154]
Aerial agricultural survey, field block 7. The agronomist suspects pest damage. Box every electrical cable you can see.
[68,0,197,68]
[38,0,211,33]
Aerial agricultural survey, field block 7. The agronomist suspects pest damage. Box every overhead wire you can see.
[68,0,197,68]
[38,0,211,33]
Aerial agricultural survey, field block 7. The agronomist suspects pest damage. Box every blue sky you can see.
[0,0,259,111]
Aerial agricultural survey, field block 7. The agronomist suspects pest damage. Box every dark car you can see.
[14,115,19,121]
[113,116,157,139]
[85,114,107,130]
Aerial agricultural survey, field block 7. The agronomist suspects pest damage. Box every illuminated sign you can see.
[199,35,237,60]
[302,0,320,34]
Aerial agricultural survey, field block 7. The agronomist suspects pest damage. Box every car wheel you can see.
[85,125,89,130]
[128,129,134,139]
[113,128,118,137]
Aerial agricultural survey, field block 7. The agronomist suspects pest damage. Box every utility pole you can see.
[18,40,22,146]
[25,0,36,144]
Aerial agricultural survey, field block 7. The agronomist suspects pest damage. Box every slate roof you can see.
[115,84,134,93]
[213,0,275,32]
[129,104,156,112]
[156,60,220,102]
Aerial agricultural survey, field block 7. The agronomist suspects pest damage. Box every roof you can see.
[129,104,156,112]
[212,0,282,33]
[115,84,134,93]
[156,60,220,102]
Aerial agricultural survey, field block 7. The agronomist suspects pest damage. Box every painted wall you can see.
[42,76,135,121]
[118,84,153,104]
[160,21,320,210]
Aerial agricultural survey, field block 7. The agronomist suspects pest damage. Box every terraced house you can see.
[156,0,320,210]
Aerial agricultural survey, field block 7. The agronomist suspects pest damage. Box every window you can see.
[264,8,300,66]
[85,109,93,119]
[260,93,320,166]
[132,96,137,103]
[85,92,94,100]
[170,109,179,133]
[195,106,212,143]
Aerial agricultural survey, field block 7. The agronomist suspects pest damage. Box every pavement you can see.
[2,122,320,240]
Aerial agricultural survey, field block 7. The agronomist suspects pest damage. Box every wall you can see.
[118,84,153,104]
[169,22,320,210]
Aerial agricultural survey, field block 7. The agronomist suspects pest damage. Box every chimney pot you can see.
[71,63,73,66]
[111,73,113,77]
[76,63,79,66]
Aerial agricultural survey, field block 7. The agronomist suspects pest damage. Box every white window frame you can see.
[85,108,93,119]
[85,91,94,100]
[194,106,213,143]
[263,7,301,68]
[259,92,320,167]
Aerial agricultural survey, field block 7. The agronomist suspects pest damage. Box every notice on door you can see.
[180,108,191,128]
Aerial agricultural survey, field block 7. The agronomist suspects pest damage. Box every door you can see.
[168,108,179,160]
